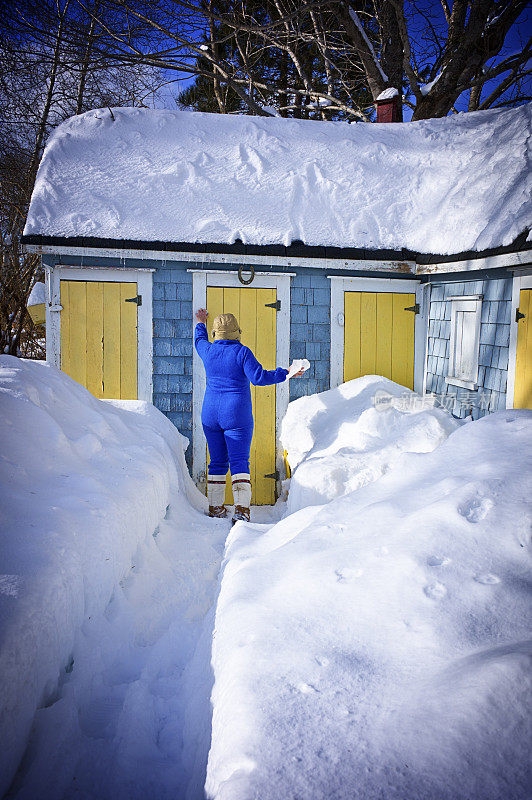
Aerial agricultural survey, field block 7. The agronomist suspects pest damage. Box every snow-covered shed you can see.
[22,103,532,502]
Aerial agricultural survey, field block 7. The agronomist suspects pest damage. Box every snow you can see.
[280,376,460,512]
[420,74,442,96]
[259,104,281,117]
[306,98,332,109]
[2,359,531,799]
[287,358,310,378]
[0,355,225,798]
[376,87,399,100]
[206,381,532,799]
[27,282,45,306]
[24,103,532,255]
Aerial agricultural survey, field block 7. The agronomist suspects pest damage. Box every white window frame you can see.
[507,273,532,408]
[445,294,482,390]
[328,276,427,394]
[45,265,154,401]
[190,269,293,487]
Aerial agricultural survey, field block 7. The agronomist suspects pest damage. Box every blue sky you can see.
[154,2,531,118]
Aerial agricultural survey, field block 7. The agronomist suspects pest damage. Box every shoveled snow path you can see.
[7,499,232,800]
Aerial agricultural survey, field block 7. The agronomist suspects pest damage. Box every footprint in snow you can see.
[474,573,501,585]
[335,567,363,582]
[427,555,451,567]
[297,682,318,695]
[458,496,494,523]
[423,582,447,600]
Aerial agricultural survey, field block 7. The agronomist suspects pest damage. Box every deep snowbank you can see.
[0,356,205,794]
[24,103,531,254]
[207,387,532,799]
[281,376,460,513]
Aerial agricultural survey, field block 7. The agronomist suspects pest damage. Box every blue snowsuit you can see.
[194,323,288,475]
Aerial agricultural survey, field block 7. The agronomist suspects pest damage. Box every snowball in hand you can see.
[288,359,310,378]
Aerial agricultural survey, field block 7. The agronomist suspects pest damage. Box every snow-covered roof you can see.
[27,281,45,306]
[376,87,399,101]
[24,104,532,256]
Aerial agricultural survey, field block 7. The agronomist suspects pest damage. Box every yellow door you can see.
[344,292,415,388]
[514,289,532,409]
[206,286,277,505]
[60,280,138,399]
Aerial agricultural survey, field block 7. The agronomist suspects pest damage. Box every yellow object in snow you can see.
[283,449,291,480]
[27,303,46,326]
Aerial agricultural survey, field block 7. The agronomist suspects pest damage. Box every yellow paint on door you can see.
[103,282,121,398]
[514,289,532,409]
[206,286,277,505]
[60,280,138,399]
[391,293,415,388]
[86,282,104,397]
[375,293,392,379]
[360,292,377,378]
[69,281,87,388]
[120,283,138,398]
[344,291,415,389]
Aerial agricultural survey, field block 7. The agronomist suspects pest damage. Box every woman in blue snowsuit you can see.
[194,308,298,523]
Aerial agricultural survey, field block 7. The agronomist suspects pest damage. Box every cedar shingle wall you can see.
[425,278,512,419]
[289,273,330,400]
[152,265,194,463]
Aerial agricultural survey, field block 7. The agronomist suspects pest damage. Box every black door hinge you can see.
[265,300,281,311]
[264,471,280,480]
[125,294,142,306]
[404,303,419,314]
[516,308,525,322]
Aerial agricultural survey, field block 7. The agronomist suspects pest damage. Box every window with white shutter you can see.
[445,295,482,390]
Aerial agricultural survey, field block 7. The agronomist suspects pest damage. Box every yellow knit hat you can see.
[212,313,241,340]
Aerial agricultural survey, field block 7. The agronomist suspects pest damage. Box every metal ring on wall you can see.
[238,265,255,285]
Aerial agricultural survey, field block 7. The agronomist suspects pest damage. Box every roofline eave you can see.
[21,231,532,273]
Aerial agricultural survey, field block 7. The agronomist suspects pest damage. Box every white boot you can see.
[207,474,227,517]
[231,473,251,523]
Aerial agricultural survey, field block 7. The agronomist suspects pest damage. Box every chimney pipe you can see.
[375,88,402,122]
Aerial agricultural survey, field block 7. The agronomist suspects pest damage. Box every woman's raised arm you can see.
[240,346,288,386]
[194,309,210,359]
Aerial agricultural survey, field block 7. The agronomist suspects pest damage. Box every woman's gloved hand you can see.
[288,358,310,378]
[195,308,208,323]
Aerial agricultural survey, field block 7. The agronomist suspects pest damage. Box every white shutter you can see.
[447,296,482,389]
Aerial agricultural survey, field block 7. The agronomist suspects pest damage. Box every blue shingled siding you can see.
[152,263,194,462]
[289,272,331,400]
[425,278,512,419]
[44,250,515,441]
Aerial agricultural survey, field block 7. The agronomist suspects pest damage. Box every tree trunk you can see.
[76,4,98,115]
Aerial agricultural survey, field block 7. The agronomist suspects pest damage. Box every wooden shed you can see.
[22,103,532,500]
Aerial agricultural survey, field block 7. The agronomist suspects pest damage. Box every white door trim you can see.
[190,270,291,488]
[507,274,532,408]
[45,266,153,401]
[328,275,426,394]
